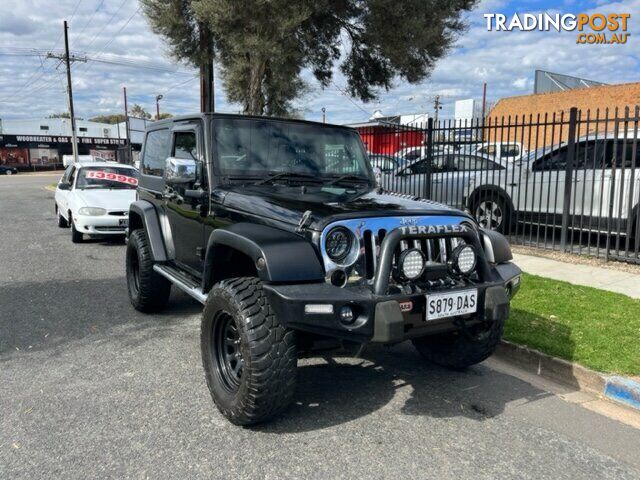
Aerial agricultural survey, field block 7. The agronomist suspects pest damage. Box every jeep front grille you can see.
[319,216,475,287]
[362,229,462,280]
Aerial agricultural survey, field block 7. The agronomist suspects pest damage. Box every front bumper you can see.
[73,214,128,235]
[264,262,521,344]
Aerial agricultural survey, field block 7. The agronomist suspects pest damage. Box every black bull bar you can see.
[372,224,490,295]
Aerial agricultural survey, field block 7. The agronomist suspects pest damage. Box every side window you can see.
[142,129,170,176]
[407,159,429,175]
[532,146,568,172]
[68,166,77,186]
[478,145,497,156]
[173,131,198,160]
[61,165,73,183]
[456,156,504,171]
[608,139,640,169]
[404,150,422,162]
[500,144,520,158]
[370,156,397,173]
[574,141,601,169]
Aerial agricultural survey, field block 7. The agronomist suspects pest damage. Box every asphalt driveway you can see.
[1,174,639,479]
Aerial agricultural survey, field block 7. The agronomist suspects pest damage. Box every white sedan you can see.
[54,162,139,243]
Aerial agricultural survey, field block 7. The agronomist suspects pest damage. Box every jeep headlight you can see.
[325,227,354,264]
[78,207,106,216]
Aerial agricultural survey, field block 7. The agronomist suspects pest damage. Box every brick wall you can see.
[485,82,640,150]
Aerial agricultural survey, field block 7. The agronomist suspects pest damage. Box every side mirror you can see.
[58,181,71,190]
[165,157,197,185]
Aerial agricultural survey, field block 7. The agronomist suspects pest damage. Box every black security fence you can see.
[359,106,640,264]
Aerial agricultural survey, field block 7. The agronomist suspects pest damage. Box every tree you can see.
[129,104,152,119]
[89,114,126,124]
[141,0,476,116]
[156,112,174,120]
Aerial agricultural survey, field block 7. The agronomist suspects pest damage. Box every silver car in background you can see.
[463,132,640,236]
[382,132,640,237]
[380,152,507,212]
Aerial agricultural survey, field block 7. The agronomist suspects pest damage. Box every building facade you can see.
[0,117,147,169]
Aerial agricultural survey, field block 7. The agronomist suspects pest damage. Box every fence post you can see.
[560,107,578,252]
[424,117,434,199]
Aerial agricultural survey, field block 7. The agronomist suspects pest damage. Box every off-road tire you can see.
[70,217,83,243]
[412,317,505,369]
[56,206,68,228]
[201,277,297,426]
[126,229,171,312]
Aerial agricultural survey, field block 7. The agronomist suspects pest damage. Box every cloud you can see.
[0,12,36,36]
[0,0,639,125]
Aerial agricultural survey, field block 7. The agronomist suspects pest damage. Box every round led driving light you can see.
[325,227,353,263]
[399,248,426,280]
[452,244,477,275]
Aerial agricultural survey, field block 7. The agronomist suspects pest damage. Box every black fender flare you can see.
[129,200,168,262]
[467,185,515,216]
[203,223,324,290]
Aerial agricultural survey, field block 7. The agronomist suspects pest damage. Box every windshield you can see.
[76,166,139,190]
[213,118,372,181]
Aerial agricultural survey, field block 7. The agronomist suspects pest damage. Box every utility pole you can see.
[123,87,132,163]
[321,107,326,123]
[433,95,442,123]
[481,82,487,120]
[47,21,86,163]
[155,94,163,120]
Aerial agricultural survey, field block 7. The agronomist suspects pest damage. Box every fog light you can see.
[451,244,477,275]
[339,305,355,325]
[399,248,426,280]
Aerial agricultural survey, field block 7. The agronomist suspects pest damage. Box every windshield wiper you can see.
[325,174,371,186]
[254,172,322,186]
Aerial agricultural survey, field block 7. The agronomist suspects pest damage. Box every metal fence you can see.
[359,106,640,264]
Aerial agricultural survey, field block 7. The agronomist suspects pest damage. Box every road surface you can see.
[1,174,639,479]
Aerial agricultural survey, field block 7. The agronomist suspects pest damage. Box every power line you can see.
[75,0,106,39]
[82,0,129,51]
[330,80,374,119]
[51,0,83,51]
[90,6,141,59]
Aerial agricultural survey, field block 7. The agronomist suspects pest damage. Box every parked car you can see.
[54,162,139,243]
[367,153,405,173]
[125,113,521,425]
[0,165,18,175]
[471,142,526,161]
[381,153,506,212]
[462,132,640,235]
[395,145,455,162]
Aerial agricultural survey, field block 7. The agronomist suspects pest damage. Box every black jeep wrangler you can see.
[126,114,521,425]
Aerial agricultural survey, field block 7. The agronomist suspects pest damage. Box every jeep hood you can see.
[218,185,468,231]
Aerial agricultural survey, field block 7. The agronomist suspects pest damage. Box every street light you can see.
[155,94,163,120]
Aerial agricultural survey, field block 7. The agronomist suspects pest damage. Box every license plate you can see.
[118,219,128,227]
[425,289,478,321]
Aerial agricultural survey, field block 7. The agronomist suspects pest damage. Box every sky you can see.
[0,0,638,125]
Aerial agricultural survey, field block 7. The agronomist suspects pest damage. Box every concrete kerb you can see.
[495,341,640,411]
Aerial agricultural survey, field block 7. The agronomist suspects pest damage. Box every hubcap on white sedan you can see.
[475,200,503,230]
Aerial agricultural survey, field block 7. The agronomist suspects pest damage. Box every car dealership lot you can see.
[1,174,640,480]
